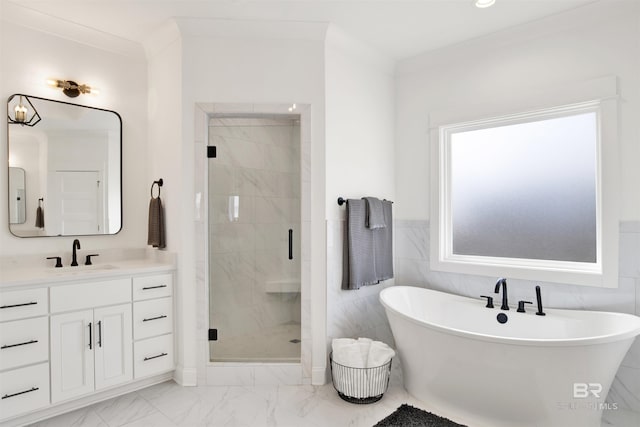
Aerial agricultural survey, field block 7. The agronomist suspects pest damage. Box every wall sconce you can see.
[7,94,41,127]
[47,79,99,97]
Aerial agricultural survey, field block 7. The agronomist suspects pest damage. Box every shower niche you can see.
[207,115,301,363]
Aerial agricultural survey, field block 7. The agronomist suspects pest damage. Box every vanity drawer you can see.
[0,288,48,322]
[133,298,173,340]
[50,278,131,313]
[134,334,174,379]
[0,317,49,371]
[133,274,172,301]
[0,362,50,420]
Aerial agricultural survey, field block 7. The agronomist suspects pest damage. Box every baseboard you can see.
[174,364,198,386]
[312,366,327,385]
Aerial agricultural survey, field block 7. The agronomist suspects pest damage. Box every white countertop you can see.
[0,249,175,289]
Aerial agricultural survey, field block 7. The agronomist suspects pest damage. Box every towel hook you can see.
[38,197,44,207]
[151,179,163,198]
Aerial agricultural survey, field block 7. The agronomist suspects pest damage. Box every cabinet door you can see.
[94,304,132,389]
[50,310,94,403]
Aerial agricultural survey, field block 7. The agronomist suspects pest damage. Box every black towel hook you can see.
[38,197,44,206]
[151,179,163,198]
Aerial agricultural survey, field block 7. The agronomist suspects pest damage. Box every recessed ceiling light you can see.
[475,0,496,8]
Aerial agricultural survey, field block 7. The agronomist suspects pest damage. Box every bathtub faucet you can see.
[494,278,509,310]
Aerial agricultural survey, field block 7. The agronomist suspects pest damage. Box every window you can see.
[431,100,619,287]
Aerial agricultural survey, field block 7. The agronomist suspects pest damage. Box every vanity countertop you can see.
[0,257,175,289]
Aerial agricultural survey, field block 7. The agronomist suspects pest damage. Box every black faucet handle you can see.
[517,301,533,313]
[46,256,63,268]
[85,254,99,266]
[480,295,494,308]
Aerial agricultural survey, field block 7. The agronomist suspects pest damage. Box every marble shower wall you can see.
[394,219,640,417]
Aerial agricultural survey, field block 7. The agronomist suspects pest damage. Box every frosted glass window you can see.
[448,111,598,264]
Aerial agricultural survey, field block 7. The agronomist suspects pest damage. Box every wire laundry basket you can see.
[330,352,392,404]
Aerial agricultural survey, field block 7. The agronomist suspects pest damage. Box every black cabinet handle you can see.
[2,387,39,400]
[143,315,168,322]
[288,229,293,260]
[142,285,167,290]
[88,322,92,350]
[144,352,168,361]
[97,321,102,348]
[1,339,38,350]
[0,302,37,309]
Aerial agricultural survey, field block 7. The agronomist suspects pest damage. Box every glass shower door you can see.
[208,116,301,363]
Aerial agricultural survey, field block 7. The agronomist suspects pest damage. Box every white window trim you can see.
[430,99,620,288]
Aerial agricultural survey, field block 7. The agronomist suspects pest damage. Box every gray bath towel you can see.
[147,197,166,249]
[373,200,393,281]
[343,199,378,290]
[363,197,386,229]
[342,198,394,290]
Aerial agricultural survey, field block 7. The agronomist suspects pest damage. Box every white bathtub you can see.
[380,286,640,427]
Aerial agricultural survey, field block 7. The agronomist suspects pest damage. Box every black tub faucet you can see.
[535,285,546,316]
[494,278,509,310]
[71,239,81,266]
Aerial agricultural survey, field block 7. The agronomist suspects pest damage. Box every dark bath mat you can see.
[374,404,468,427]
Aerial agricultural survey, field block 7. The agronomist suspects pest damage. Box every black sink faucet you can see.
[494,278,509,310]
[71,239,81,266]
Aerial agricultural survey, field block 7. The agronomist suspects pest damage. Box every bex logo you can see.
[573,383,603,398]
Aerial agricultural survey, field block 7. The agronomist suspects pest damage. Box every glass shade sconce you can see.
[7,94,41,127]
[47,79,99,97]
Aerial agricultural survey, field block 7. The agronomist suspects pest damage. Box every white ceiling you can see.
[4,0,597,60]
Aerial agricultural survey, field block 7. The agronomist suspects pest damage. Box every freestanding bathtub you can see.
[380,286,640,427]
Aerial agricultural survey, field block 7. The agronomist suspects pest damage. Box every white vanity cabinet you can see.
[0,288,50,420]
[49,278,133,403]
[132,274,174,379]
[0,264,175,425]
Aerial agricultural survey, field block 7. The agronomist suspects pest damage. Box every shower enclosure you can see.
[208,115,301,363]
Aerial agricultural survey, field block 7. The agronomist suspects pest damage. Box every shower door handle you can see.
[288,229,293,260]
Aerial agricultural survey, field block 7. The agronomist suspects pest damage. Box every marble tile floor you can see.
[29,380,636,427]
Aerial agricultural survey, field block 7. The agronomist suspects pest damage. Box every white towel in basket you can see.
[331,338,395,399]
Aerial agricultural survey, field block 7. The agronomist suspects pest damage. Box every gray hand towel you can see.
[373,200,393,281]
[342,199,378,290]
[147,196,166,249]
[35,206,44,228]
[363,197,386,229]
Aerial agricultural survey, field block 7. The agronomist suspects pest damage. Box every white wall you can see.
[395,1,640,222]
[324,26,397,382]
[0,22,148,256]
[146,32,187,382]
[145,20,328,384]
[325,26,396,221]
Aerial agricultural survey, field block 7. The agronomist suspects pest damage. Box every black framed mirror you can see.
[7,94,122,237]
